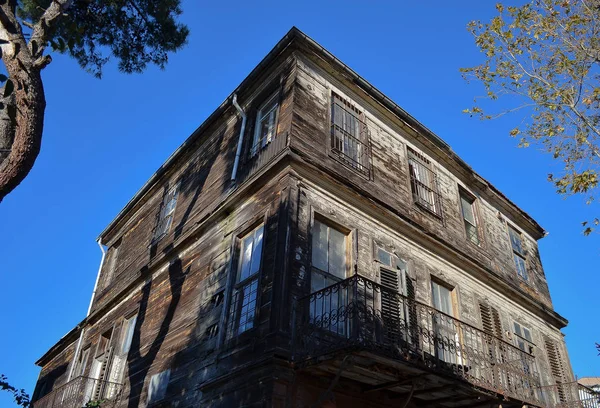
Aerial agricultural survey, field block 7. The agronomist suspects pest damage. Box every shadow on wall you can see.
[125,257,187,408]
[124,122,236,406]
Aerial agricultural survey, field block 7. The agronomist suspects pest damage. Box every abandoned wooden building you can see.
[31,28,588,408]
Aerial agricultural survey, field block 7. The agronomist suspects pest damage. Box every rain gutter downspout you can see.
[68,239,107,381]
[231,94,247,181]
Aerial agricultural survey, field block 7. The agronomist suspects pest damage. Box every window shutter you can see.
[491,307,503,338]
[380,268,401,323]
[479,302,503,338]
[544,337,567,402]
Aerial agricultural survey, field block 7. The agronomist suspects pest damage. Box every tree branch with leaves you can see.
[0,0,189,202]
[1,374,30,407]
[461,0,600,234]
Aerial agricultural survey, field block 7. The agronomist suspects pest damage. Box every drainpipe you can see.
[68,239,107,381]
[230,94,247,182]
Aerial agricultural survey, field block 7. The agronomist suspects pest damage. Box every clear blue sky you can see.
[0,1,597,404]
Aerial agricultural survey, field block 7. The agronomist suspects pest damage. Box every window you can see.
[431,279,458,364]
[407,147,442,217]
[147,369,170,405]
[513,321,533,353]
[310,218,349,335]
[226,224,264,338]
[103,240,121,288]
[330,92,370,176]
[311,219,348,292]
[75,347,90,377]
[431,280,454,317]
[251,93,279,156]
[120,314,137,355]
[154,185,179,241]
[508,226,528,281]
[96,329,112,358]
[459,191,481,246]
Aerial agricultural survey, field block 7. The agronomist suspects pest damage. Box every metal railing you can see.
[330,101,371,177]
[293,274,542,406]
[539,381,600,408]
[33,376,122,408]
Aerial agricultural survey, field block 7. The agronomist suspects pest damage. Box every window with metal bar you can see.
[251,93,279,157]
[459,191,481,246]
[154,185,179,242]
[407,147,442,218]
[508,226,528,281]
[226,224,264,339]
[330,93,370,176]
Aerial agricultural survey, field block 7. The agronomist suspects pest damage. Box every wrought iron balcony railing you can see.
[33,376,122,408]
[293,274,542,406]
[538,381,600,408]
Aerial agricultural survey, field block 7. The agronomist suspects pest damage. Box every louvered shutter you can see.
[545,337,567,403]
[380,268,401,343]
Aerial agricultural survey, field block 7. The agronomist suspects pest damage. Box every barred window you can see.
[251,93,279,156]
[154,185,179,241]
[330,92,370,176]
[407,147,442,217]
[459,191,481,246]
[508,226,528,281]
[227,224,264,338]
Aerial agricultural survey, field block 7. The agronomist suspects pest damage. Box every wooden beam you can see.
[362,374,428,393]
[414,394,484,408]
[388,384,455,399]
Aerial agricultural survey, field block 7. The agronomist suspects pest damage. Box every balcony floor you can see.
[297,347,538,408]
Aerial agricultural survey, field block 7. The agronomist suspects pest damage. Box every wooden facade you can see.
[32,28,579,408]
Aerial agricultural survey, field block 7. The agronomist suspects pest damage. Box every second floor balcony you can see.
[292,274,543,407]
[33,376,122,408]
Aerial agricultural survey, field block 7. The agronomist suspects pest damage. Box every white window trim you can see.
[251,93,279,156]
[154,184,179,241]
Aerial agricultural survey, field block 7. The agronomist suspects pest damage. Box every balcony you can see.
[292,275,542,407]
[539,381,600,408]
[33,376,122,408]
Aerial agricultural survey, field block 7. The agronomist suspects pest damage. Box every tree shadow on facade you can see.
[125,258,187,408]
[174,127,232,241]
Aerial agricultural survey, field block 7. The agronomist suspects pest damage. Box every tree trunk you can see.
[0,7,46,203]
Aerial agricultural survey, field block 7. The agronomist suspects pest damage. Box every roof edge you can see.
[98,26,545,242]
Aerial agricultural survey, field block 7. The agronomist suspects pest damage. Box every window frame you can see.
[458,188,482,247]
[225,222,266,340]
[250,92,279,157]
[513,321,535,353]
[153,184,179,243]
[329,91,371,177]
[102,238,121,289]
[309,215,352,293]
[120,313,138,355]
[430,278,457,318]
[147,369,171,405]
[407,146,443,218]
[508,225,529,282]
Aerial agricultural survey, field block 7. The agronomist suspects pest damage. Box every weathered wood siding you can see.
[287,176,573,392]
[289,52,553,310]
[75,173,291,407]
[90,54,297,317]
